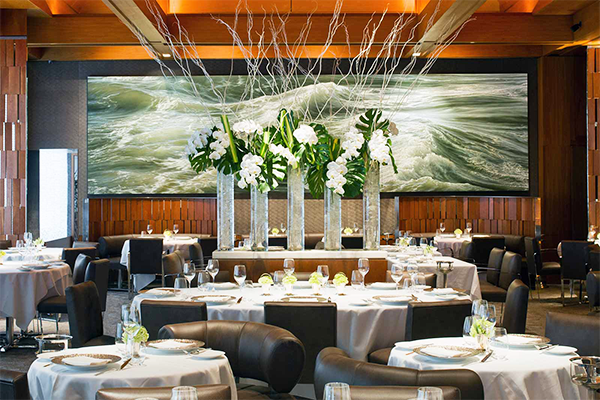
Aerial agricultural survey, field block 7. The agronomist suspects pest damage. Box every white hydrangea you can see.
[340,127,365,160]
[325,160,348,195]
[293,124,318,145]
[269,144,298,166]
[238,154,264,189]
[368,129,392,165]
[232,120,262,141]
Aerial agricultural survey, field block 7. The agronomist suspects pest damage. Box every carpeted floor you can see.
[0,285,596,374]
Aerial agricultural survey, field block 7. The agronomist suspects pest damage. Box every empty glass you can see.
[206,260,219,291]
[197,271,210,291]
[351,270,363,290]
[280,223,287,234]
[402,275,413,291]
[273,270,285,287]
[472,299,489,317]
[406,261,418,276]
[490,327,509,360]
[115,322,126,355]
[353,223,359,233]
[146,224,153,235]
[417,386,444,400]
[234,265,247,289]
[412,273,426,292]
[171,386,198,400]
[183,263,195,288]
[174,277,187,294]
[419,238,428,247]
[323,382,351,400]
[390,264,403,290]
[283,259,295,276]
[24,232,33,246]
[358,258,369,289]
[466,222,472,235]
[463,316,476,346]
[173,224,179,235]
[440,223,445,233]
[317,265,330,284]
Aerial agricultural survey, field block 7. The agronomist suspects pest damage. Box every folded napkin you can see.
[294,281,312,288]
[150,340,190,349]
[213,282,237,290]
[62,356,111,367]
[433,288,455,294]
[421,346,466,358]
[288,298,319,302]
[370,282,397,289]
[500,335,540,345]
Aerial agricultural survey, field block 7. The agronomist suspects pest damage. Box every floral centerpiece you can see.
[333,272,348,295]
[0,251,5,258]
[398,237,410,247]
[309,272,324,294]
[282,274,297,295]
[271,228,280,235]
[163,230,173,239]
[470,317,494,349]
[123,325,149,360]
[343,227,354,235]
[423,245,435,257]
[258,273,274,295]
[454,228,463,238]
[33,238,44,247]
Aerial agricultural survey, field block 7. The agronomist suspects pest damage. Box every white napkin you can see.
[288,298,319,302]
[421,346,465,358]
[433,288,455,294]
[62,356,110,367]
[150,340,190,349]
[501,335,539,345]
[294,281,312,288]
[213,282,237,290]
[370,282,397,289]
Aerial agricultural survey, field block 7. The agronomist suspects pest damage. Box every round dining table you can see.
[27,344,238,400]
[132,285,474,362]
[0,249,70,348]
[387,337,588,400]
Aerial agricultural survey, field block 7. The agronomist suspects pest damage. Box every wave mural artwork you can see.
[87,73,528,195]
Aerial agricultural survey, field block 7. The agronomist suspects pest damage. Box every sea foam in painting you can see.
[87,74,528,195]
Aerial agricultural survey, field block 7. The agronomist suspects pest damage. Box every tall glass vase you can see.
[287,165,305,250]
[324,189,342,251]
[250,185,269,251]
[363,161,381,250]
[217,171,235,251]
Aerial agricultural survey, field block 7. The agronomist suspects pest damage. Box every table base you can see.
[1,317,37,352]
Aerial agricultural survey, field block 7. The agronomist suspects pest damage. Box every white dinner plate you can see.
[23,263,50,270]
[212,282,238,290]
[50,353,121,370]
[545,345,578,355]
[496,334,550,348]
[394,339,433,351]
[145,339,205,354]
[191,349,226,360]
[368,282,397,290]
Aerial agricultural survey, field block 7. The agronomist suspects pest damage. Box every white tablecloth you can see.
[388,337,587,400]
[433,236,470,256]
[0,256,71,330]
[28,344,238,400]
[120,237,199,291]
[386,256,481,299]
[132,286,474,362]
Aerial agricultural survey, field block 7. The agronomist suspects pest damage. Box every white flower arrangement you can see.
[269,143,298,166]
[340,127,365,160]
[325,158,349,195]
[238,154,264,189]
[292,124,318,145]
[232,119,263,141]
[368,129,392,165]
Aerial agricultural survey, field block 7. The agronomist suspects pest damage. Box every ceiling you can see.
[0,0,598,61]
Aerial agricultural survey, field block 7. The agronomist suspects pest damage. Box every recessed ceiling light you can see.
[412,52,421,57]
[162,53,172,57]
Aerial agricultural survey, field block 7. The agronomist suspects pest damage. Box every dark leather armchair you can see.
[85,259,110,312]
[264,302,336,383]
[198,237,218,265]
[315,347,484,400]
[162,251,184,287]
[158,320,305,396]
[481,251,521,303]
[525,236,560,297]
[457,241,474,263]
[0,369,29,400]
[587,271,600,309]
[560,240,593,305]
[188,242,204,267]
[45,236,74,248]
[66,281,115,348]
[0,239,11,250]
[471,236,505,268]
[501,279,529,334]
[369,300,471,365]
[98,234,136,289]
[62,247,97,273]
[481,248,506,286]
[128,238,163,296]
[140,300,208,340]
[96,384,231,400]
[349,386,460,400]
[545,312,600,356]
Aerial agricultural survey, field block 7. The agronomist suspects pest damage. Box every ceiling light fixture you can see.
[162,53,172,57]
[412,52,421,57]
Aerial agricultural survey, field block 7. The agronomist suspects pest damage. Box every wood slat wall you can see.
[0,39,27,245]
[88,198,217,241]
[397,197,540,236]
[588,48,600,229]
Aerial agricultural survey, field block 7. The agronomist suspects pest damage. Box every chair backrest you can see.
[188,242,204,266]
[0,369,29,400]
[85,259,110,312]
[159,320,305,393]
[502,279,529,334]
[45,236,74,248]
[269,236,287,248]
[472,236,505,265]
[129,239,163,275]
[486,248,506,285]
[198,237,218,264]
[62,247,97,273]
[458,240,474,261]
[342,236,363,249]
[96,384,231,400]
[545,312,600,356]
[0,239,11,250]
[140,300,208,340]
[264,302,336,383]
[405,300,472,341]
[65,281,104,348]
[98,235,135,258]
[498,251,521,290]
[349,386,460,400]
[503,235,526,257]
[73,254,92,285]
[214,270,231,283]
[524,237,541,277]
[590,247,600,272]
[314,347,484,400]
[162,251,184,286]
[560,241,593,280]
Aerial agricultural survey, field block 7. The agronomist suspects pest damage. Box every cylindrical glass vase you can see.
[324,189,342,251]
[250,185,269,251]
[363,161,381,250]
[217,171,235,251]
[287,165,305,250]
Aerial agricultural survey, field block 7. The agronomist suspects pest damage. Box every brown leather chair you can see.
[386,271,437,288]
[471,236,505,268]
[86,259,111,312]
[525,236,561,296]
[545,312,600,356]
[66,281,115,348]
[560,240,594,305]
[0,369,29,400]
[480,248,506,286]
[96,384,231,400]
[45,236,74,248]
[158,320,305,397]
[129,238,164,296]
[162,251,184,287]
[500,279,529,334]
[62,247,97,273]
[265,302,336,383]
[587,271,600,309]
[349,385,460,400]
[368,300,472,365]
[188,242,204,267]
[480,251,521,303]
[457,241,474,263]
[140,300,208,340]
[0,239,11,250]
[315,347,484,400]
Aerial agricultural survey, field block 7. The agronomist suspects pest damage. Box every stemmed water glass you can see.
[173,224,179,236]
[440,223,445,233]
[351,270,363,290]
[147,224,153,235]
[234,265,247,293]
[183,263,195,289]
[353,223,359,233]
[483,304,497,327]
[24,232,33,247]
[419,238,428,248]
[472,299,489,317]
[491,327,509,360]
[466,222,472,235]
[317,265,330,285]
[206,259,219,291]
[280,223,286,234]
[390,264,403,290]
[463,316,475,346]
[358,258,369,290]
[283,259,295,276]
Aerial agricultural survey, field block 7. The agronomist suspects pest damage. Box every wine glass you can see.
[351,270,363,290]
[196,270,211,292]
[412,273,426,292]
[390,264,403,290]
[206,259,219,291]
[283,259,295,276]
[234,265,247,289]
[466,222,472,235]
[147,224,153,235]
[171,386,198,400]
[402,275,413,291]
[406,261,418,276]
[173,224,179,236]
[472,299,488,317]
[16,240,24,257]
[358,258,369,289]
[353,222,359,233]
[280,223,287,234]
[183,263,195,288]
[417,386,444,400]
[419,238,428,248]
[174,277,187,294]
[24,232,33,246]
[273,270,285,288]
[317,265,330,284]
[324,382,351,400]
[490,327,509,361]
[440,223,445,233]
[484,304,497,327]
[463,316,475,346]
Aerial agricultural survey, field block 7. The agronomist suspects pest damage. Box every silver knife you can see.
[480,350,493,363]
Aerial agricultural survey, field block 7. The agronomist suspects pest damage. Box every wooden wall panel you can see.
[397,197,540,237]
[88,198,217,241]
[0,39,26,245]
[589,48,600,231]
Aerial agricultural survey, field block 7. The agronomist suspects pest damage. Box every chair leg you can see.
[55,314,59,333]
[536,276,541,299]
[561,279,565,306]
